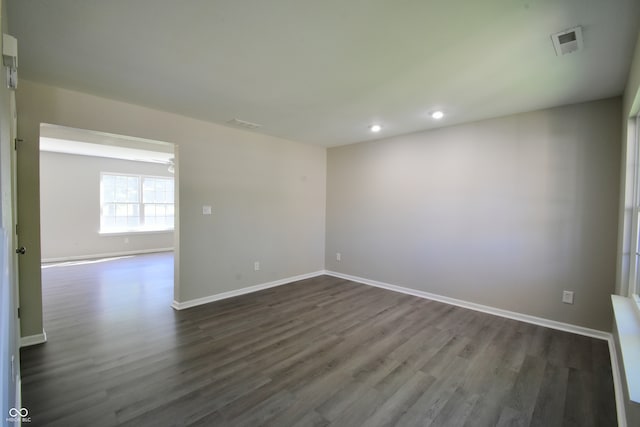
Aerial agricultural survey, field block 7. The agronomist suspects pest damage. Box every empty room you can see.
[1,1,640,426]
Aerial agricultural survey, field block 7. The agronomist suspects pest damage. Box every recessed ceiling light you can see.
[431,111,444,120]
[369,124,382,132]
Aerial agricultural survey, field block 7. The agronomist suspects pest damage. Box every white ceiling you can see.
[7,0,640,147]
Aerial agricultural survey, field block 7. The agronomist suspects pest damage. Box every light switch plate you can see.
[562,290,574,304]
[202,205,212,215]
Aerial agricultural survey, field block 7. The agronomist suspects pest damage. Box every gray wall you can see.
[326,97,621,331]
[39,151,174,261]
[15,80,326,337]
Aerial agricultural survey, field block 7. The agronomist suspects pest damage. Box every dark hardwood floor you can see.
[21,252,616,426]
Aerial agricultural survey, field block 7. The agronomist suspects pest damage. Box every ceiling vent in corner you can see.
[226,118,262,130]
[551,26,583,56]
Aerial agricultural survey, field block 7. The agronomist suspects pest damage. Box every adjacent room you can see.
[39,124,176,264]
[1,1,640,426]
[37,124,177,352]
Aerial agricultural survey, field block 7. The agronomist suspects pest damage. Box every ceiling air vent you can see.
[551,26,583,56]
[226,118,262,130]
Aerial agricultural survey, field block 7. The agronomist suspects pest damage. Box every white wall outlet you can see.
[124,237,129,244]
[562,290,574,304]
[336,252,341,261]
[202,205,212,215]
[254,261,260,271]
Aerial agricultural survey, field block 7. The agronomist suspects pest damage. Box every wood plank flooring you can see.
[21,252,617,426]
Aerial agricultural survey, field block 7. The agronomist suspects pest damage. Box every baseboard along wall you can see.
[168,268,626,426]
[20,330,47,348]
[41,248,174,264]
[323,270,626,427]
[171,271,326,310]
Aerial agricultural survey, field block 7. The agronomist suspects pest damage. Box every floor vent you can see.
[551,26,583,56]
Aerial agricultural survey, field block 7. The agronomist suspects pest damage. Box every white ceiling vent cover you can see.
[226,118,262,130]
[551,26,583,56]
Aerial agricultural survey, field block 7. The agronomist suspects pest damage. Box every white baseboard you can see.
[324,271,629,425]
[607,335,628,427]
[324,270,610,340]
[20,330,47,348]
[172,271,326,310]
[15,374,21,420]
[41,248,174,264]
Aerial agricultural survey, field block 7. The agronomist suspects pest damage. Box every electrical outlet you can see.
[562,290,574,304]
[254,261,260,271]
[202,205,212,215]
[336,252,341,262]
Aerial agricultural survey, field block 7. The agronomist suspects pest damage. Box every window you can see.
[630,115,640,301]
[100,173,174,233]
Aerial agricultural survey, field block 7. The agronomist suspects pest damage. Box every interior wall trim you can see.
[20,330,47,348]
[607,335,628,427]
[324,270,610,339]
[170,268,626,425]
[324,270,627,425]
[41,248,174,264]
[171,271,326,310]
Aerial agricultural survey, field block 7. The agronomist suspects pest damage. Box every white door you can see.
[1,12,24,416]
[9,92,21,339]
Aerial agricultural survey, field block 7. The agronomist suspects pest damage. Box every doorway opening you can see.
[37,124,180,320]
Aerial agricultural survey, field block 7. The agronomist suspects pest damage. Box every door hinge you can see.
[15,223,18,235]
[14,138,22,150]
[17,307,20,319]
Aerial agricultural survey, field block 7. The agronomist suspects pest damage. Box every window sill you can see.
[99,229,174,237]
[612,295,640,404]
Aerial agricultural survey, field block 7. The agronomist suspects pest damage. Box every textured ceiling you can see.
[7,0,640,146]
